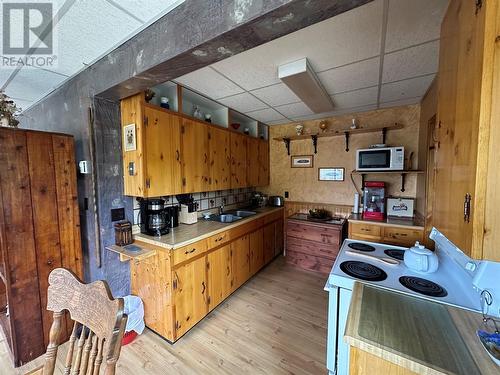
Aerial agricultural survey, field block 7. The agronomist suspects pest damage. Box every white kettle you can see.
[404,241,439,274]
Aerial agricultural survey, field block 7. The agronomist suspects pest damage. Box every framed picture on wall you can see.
[291,155,313,168]
[318,167,344,181]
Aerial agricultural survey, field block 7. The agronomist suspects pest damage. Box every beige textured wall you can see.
[262,104,422,210]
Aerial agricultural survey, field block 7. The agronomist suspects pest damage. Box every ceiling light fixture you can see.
[278,58,334,113]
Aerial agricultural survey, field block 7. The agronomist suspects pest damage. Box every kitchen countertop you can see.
[345,282,498,374]
[287,212,346,226]
[133,206,283,250]
[348,213,424,229]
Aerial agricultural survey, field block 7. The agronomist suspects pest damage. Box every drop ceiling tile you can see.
[175,67,244,99]
[250,83,301,107]
[212,0,383,91]
[385,0,448,52]
[219,92,268,113]
[318,58,380,95]
[4,68,67,102]
[380,74,435,102]
[331,86,378,109]
[245,108,286,123]
[379,97,421,108]
[275,101,313,118]
[291,104,378,121]
[11,98,33,110]
[382,41,439,83]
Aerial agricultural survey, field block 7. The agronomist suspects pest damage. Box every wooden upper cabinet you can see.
[208,126,231,190]
[172,256,208,339]
[230,132,247,188]
[181,118,210,193]
[247,137,260,187]
[144,106,182,197]
[433,0,500,260]
[258,139,269,187]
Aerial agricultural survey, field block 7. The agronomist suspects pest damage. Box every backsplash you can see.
[132,187,257,226]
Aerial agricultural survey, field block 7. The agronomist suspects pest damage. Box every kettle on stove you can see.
[404,241,439,274]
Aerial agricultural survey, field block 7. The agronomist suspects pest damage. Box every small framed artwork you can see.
[291,155,313,168]
[318,167,345,181]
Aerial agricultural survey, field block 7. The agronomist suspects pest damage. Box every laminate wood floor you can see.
[0,257,328,374]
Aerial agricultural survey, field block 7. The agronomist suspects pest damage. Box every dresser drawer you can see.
[349,222,382,239]
[382,227,423,247]
[287,221,341,245]
[172,239,208,265]
[207,231,229,249]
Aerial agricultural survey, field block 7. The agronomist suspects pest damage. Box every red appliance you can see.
[362,181,386,221]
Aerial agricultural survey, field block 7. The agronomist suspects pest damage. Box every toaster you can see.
[268,196,284,207]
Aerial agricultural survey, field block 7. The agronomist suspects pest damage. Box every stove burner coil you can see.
[399,276,448,297]
[384,249,405,261]
[340,261,387,282]
[347,243,376,252]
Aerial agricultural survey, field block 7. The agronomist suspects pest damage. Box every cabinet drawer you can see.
[172,240,208,265]
[287,221,341,245]
[286,237,340,260]
[208,231,229,249]
[349,222,382,239]
[383,227,423,247]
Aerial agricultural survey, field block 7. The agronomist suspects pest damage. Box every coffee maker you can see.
[139,199,169,236]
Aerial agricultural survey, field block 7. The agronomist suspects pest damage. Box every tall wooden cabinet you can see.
[0,128,83,366]
[433,0,500,260]
[181,118,210,193]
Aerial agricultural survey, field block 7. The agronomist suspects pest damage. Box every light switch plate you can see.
[123,123,136,152]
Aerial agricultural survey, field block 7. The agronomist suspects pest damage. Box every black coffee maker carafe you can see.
[139,199,169,236]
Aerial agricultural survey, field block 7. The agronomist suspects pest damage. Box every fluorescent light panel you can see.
[278,58,334,113]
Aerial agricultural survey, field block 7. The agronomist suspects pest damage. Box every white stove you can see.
[324,227,500,375]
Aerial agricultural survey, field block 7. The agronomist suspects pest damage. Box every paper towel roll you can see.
[353,193,359,214]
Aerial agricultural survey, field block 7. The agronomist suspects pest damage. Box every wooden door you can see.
[258,140,269,186]
[263,223,276,264]
[230,234,250,291]
[208,126,231,191]
[275,219,284,257]
[144,106,182,196]
[230,132,247,188]
[181,118,210,193]
[172,256,208,339]
[249,229,264,275]
[246,137,260,187]
[207,245,232,311]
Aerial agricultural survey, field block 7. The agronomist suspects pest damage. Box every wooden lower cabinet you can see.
[263,223,276,264]
[131,209,285,342]
[348,221,424,248]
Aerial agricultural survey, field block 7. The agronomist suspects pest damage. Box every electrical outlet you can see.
[284,191,289,198]
[111,208,125,222]
[123,123,136,151]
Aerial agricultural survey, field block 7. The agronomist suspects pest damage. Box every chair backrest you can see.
[42,268,127,375]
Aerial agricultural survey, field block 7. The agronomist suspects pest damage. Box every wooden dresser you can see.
[0,128,83,367]
[286,214,346,274]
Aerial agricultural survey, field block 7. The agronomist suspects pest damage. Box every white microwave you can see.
[356,146,404,171]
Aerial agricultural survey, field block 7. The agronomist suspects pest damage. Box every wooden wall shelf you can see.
[274,123,404,154]
[352,170,425,192]
[106,244,157,262]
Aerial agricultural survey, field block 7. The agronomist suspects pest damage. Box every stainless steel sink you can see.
[208,214,243,223]
[230,210,257,218]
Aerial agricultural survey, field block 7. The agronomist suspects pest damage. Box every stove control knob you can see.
[465,262,477,272]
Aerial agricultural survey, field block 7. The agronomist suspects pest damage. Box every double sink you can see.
[207,210,257,223]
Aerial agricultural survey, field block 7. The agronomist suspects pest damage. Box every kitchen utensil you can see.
[269,196,284,207]
[345,249,400,265]
[139,198,169,236]
[308,208,331,220]
[180,204,198,224]
[114,221,133,246]
[404,241,439,273]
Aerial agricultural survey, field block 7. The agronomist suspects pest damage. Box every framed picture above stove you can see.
[291,155,313,168]
[318,167,344,181]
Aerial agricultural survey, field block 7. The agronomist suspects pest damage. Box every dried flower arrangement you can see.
[0,90,21,127]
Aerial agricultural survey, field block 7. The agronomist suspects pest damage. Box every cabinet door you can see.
[181,118,210,193]
[208,127,231,191]
[172,256,208,339]
[263,223,276,264]
[144,107,182,196]
[249,229,264,275]
[246,137,260,187]
[432,0,486,255]
[258,140,269,186]
[230,132,247,188]
[274,219,284,256]
[207,245,232,311]
[231,234,250,290]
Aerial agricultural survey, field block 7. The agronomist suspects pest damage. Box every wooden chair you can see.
[27,268,127,375]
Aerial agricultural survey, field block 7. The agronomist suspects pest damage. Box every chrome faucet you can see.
[219,204,224,215]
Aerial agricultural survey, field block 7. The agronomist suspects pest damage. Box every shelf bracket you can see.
[311,135,318,154]
[283,137,291,155]
[382,127,387,144]
[400,173,406,192]
[344,131,350,152]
